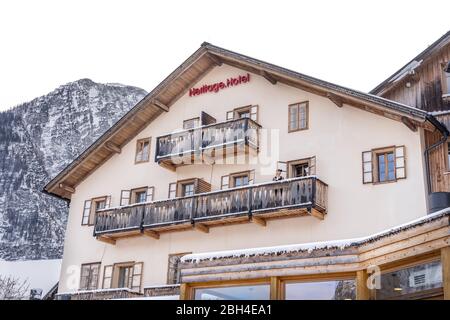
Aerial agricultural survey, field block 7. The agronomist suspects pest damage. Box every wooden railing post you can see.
[248,186,253,219]
[441,246,450,300]
[356,270,371,300]
[179,283,190,300]
[311,177,316,207]
[270,277,281,300]
[191,196,197,223]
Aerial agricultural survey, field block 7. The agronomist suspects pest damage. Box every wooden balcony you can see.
[94,176,328,243]
[155,118,261,170]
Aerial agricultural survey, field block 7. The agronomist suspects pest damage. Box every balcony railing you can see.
[155,118,261,167]
[94,176,327,238]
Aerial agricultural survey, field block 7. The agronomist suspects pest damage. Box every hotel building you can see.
[46,33,450,300]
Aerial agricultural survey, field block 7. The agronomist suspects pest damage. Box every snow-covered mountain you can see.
[0,79,147,260]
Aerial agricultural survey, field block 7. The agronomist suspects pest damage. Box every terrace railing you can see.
[155,118,260,162]
[94,176,327,236]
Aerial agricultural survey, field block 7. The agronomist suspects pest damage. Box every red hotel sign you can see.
[189,73,250,97]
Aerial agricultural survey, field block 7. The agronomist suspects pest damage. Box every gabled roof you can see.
[44,42,432,200]
[371,30,450,95]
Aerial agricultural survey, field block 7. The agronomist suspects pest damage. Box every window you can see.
[195,284,270,300]
[362,146,406,184]
[233,174,249,187]
[376,150,395,182]
[81,196,110,226]
[168,183,177,199]
[286,157,316,178]
[95,199,106,211]
[135,191,147,203]
[442,62,450,96]
[221,170,255,189]
[288,101,308,132]
[226,105,259,122]
[284,279,356,300]
[293,163,309,177]
[183,117,200,130]
[117,265,133,288]
[79,263,101,290]
[135,138,150,163]
[169,179,211,198]
[376,260,443,300]
[120,187,154,206]
[167,253,191,285]
[103,262,143,292]
[182,182,195,197]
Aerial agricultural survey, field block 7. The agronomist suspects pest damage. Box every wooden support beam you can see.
[97,235,116,245]
[144,229,160,239]
[260,70,277,85]
[356,270,370,300]
[179,283,190,300]
[104,141,121,154]
[441,246,450,300]
[194,223,209,233]
[151,99,169,112]
[206,53,223,66]
[59,183,75,194]
[270,276,281,300]
[252,216,266,227]
[401,116,418,132]
[326,92,344,108]
[310,208,325,220]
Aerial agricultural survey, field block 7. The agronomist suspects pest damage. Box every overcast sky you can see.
[0,0,449,111]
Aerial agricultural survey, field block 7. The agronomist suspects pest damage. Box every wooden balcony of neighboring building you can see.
[94,176,328,244]
[155,118,261,170]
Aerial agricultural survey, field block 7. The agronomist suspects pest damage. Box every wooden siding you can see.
[381,43,450,112]
[425,114,450,192]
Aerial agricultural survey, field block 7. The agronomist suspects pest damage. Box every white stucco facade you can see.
[57,64,428,293]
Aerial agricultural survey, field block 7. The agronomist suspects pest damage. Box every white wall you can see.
[58,64,427,293]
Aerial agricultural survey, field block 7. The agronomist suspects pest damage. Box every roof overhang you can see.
[371,31,450,96]
[44,43,432,200]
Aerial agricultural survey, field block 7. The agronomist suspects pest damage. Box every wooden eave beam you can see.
[151,99,169,112]
[104,141,121,154]
[252,216,267,227]
[97,235,116,245]
[401,116,418,132]
[194,223,209,233]
[326,92,344,108]
[59,183,75,194]
[144,229,160,239]
[206,53,223,66]
[260,70,277,85]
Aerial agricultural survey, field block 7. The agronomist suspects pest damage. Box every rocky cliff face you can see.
[0,79,147,260]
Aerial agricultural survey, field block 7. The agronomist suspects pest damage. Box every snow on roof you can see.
[181,207,450,263]
[429,110,450,116]
[57,287,137,296]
